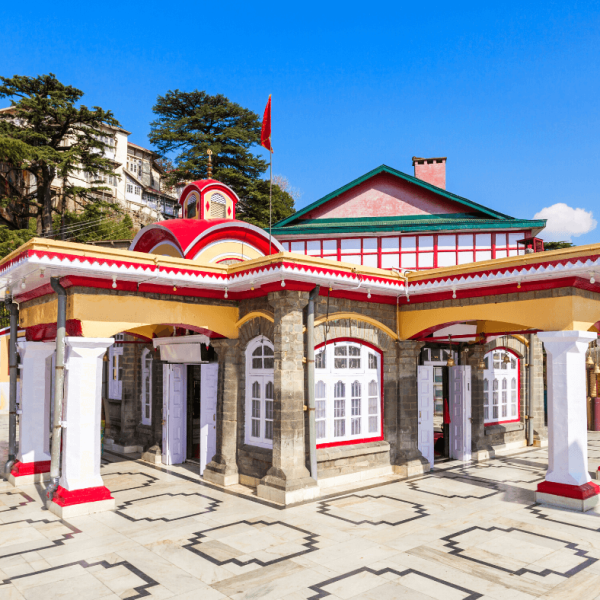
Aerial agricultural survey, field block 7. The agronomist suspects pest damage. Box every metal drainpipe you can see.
[527,334,535,446]
[307,285,321,481]
[4,300,18,475]
[46,278,67,500]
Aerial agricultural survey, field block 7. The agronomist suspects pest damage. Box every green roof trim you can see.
[272,217,546,237]
[274,164,516,229]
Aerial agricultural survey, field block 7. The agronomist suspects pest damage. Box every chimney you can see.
[412,156,447,189]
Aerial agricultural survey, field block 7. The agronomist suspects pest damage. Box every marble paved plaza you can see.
[3,440,600,599]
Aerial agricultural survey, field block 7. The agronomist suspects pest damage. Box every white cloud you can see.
[534,203,597,242]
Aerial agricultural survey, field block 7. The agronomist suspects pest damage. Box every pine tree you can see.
[0,73,122,236]
[149,89,296,229]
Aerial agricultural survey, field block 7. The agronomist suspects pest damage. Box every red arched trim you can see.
[130,228,183,255]
[185,226,277,258]
[483,345,521,427]
[313,337,384,449]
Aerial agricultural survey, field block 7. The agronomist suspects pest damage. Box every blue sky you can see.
[2,1,599,243]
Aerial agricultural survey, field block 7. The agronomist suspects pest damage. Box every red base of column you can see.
[51,485,113,507]
[10,460,51,477]
[537,480,600,500]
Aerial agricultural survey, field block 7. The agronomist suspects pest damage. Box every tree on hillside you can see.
[55,204,134,243]
[544,241,574,251]
[149,90,296,229]
[0,73,122,236]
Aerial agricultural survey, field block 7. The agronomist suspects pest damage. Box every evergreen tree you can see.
[149,89,295,228]
[0,73,122,236]
[543,241,574,251]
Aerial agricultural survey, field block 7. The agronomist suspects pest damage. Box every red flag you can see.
[261,95,273,152]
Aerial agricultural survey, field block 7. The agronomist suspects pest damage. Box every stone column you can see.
[258,291,318,504]
[536,331,599,512]
[393,340,428,477]
[467,345,492,460]
[530,334,548,445]
[204,339,240,486]
[48,337,115,518]
[9,341,55,486]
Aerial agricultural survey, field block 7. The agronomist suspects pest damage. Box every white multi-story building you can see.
[0,106,180,229]
[70,125,179,224]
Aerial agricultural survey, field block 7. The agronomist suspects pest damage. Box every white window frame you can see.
[141,348,152,425]
[483,348,519,425]
[314,340,382,446]
[245,336,275,449]
[108,334,124,400]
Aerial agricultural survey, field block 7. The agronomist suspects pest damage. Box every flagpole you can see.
[269,151,272,255]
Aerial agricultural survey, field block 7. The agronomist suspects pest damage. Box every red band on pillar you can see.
[537,480,600,500]
[10,460,51,477]
[52,485,113,507]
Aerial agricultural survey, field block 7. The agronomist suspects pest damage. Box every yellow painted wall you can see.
[399,295,600,340]
[194,240,263,263]
[20,294,240,339]
[150,243,183,258]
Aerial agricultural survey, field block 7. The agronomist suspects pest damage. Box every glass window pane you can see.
[252,399,260,418]
[334,420,345,437]
[368,380,378,397]
[419,236,434,251]
[476,234,492,249]
[265,421,273,440]
[381,237,399,251]
[252,346,263,356]
[252,419,260,437]
[316,380,326,398]
[369,354,377,369]
[291,241,305,253]
[369,416,378,433]
[363,254,378,268]
[316,400,326,419]
[438,252,456,267]
[263,346,274,356]
[265,400,273,420]
[401,236,416,251]
[341,238,361,254]
[335,358,347,369]
[323,240,337,254]
[265,381,274,399]
[363,238,377,251]
[368,397,378,415]
[253,358,262,369]
[335,346,347,356]
[306,241,321,255]
[316,420,326,439]
[438,235,456,249]
[315,351,326,369]
[381,254,399,269]
[419,253,434,268]
[458,234,473,249]
[402,254,416,269]
[334,399,345,417]
[263,358,274,369]
[351,418,361,435]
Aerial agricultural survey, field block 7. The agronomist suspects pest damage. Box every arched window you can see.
[313,341,382,446]
[141,348,152,425]
[245,336,274,448]
[483,348,520,425]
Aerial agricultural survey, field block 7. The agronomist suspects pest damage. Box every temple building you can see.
[3,156,600,517]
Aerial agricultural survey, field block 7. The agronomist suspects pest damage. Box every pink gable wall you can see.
[303,173,476,220]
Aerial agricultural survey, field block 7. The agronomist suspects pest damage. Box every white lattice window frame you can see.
[483,348,520,425]
[245,336,275,449]
[314,341,382,446]
[141,348,153,426]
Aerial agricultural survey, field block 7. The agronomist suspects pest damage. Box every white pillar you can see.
[9,341,55,486]
[48,337,115,518]
[536,330,599,511]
